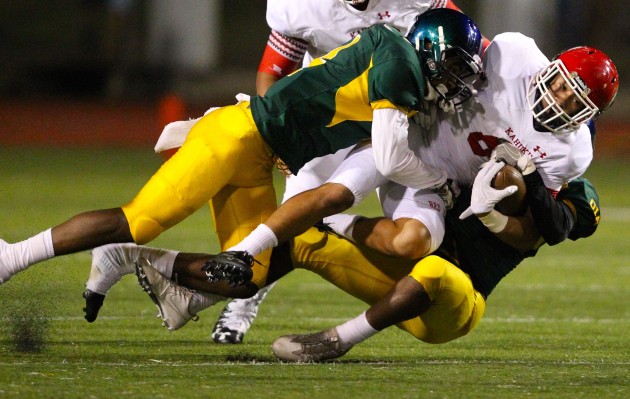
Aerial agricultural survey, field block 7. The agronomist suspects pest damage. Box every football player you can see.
[0,10,482,303]
[211,0,489,344]
[256,0,488,96]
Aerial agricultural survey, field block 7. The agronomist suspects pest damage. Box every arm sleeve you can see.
[257,30,308,78]
[523,170,575,245]
[371,108,447,190]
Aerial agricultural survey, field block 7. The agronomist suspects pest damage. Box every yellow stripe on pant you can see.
[121,102,277,287]
[292,228,486,343]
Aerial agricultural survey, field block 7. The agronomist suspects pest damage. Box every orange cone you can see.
[157,94,187,160]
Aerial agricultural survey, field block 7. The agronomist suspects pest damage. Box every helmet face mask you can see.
[527,46,619,134]
[528,60,597,133]
[427,47,484,106]
[406,9,484,110]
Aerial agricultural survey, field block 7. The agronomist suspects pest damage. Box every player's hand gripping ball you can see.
[492,164,527,215]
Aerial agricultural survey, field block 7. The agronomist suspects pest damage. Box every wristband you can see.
[477,210,509,233]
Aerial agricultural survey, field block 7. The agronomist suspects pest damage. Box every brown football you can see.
[491,164,527,216]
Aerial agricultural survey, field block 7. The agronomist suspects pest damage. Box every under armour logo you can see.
[377,11,391,20]
[533,145,547,158]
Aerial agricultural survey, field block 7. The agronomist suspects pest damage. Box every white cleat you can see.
[271,328,351,362]
[135,258,199,331]
[211,283,274,344]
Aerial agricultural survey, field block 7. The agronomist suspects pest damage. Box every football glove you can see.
[460,161,518,219]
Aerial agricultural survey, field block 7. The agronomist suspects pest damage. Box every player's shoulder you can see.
[567,124,594,177]
[266,0,338,37]
[551,124,593,182]
[484,32,549,79]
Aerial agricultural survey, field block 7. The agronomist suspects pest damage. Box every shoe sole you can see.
[82,289,105,323]
[203,258,253,287]
[134,260,171,330]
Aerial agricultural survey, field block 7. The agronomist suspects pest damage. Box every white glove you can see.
[235,93,251,103]
[490,142,521,166]
[516,153,536,175]
[459,161,518,219]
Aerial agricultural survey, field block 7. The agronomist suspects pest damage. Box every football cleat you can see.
[82,289,106,323]
[135,258,199,331]
[211,283,274,344]
[202,251,254,287]
[271,328,350,362]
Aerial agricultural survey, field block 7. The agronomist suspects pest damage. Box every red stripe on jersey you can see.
[268,30,308,62]
[258,30,308,77]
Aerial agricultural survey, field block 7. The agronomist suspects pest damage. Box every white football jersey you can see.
[412,32,593,194]
[266,0,442,60]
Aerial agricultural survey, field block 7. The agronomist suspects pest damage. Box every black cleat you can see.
[201,251,254,287]
[83,289,105,323]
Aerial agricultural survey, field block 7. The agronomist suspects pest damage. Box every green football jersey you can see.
[250,24,426,174]
[440,178,600,298]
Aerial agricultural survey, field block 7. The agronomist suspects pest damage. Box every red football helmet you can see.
[528,46,619,133]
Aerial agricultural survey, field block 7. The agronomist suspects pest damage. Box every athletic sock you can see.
[228,224,278,256]
[88,244,178,294]
[0,229,54,280]
[335,311,379,351]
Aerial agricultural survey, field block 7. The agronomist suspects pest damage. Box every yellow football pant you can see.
[291,228,486,344]
[121,102,276,287]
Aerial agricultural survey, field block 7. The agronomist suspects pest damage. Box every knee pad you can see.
[121,208,165,244]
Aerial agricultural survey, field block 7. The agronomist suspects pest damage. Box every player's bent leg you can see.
[353,217,433,259]
[272,276,429,363]
[83,244,179,322]
[400,255,486,344]
[211,281,276,344]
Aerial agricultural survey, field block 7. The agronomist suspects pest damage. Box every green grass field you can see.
[0,147,629,398]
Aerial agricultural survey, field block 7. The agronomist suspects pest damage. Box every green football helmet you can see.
[406,8,484,108]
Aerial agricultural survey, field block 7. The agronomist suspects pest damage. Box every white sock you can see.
[0,229,55,278]
[322,214,362,241]
[335,311,379,351]
[189,292,226,315]
[228,224,278,256]
[87,244,178,294]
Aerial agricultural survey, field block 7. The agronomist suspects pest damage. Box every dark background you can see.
[0,0,627,151]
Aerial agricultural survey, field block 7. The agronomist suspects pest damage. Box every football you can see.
[491,164,527,216]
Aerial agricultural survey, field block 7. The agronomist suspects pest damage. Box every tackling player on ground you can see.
[213,0,489,344]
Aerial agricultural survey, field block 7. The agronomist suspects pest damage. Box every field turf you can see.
[0,147,629,398]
